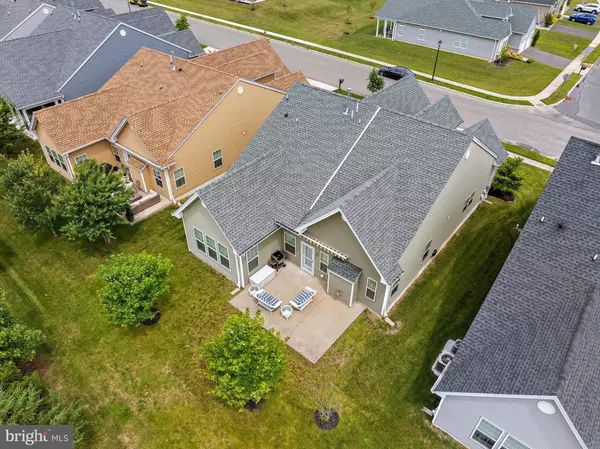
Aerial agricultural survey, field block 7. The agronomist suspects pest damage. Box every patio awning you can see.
[301,234,348,260]
[329,257,362,283]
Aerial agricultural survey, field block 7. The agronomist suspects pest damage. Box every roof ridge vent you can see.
[592,155,600,166]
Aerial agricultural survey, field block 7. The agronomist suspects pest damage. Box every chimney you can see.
[592,155,600,166]
[169,51,174,65]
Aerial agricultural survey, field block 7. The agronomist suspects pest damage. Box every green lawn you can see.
[0,164,549,448]
[503,143,558,167]
[584,44,600,63]
[557,18,598,31]
[535,29,592,59]
[540,73,582,104]
[157,0,559,96]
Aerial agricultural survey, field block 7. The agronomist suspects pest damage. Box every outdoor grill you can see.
[269,250,286,271]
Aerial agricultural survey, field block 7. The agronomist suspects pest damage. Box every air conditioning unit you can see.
[431,339,462,377]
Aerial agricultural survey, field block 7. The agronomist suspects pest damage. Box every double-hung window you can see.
[453,37,468,49]
[112,146,121,164]
[173,167,186,189]
[205,235,218,261]
[247,245,259,274]
[218,243,230,270]
[396,24,404,37]
[471,419,503,449]
[463,190,476,212]
[422,239,433,262]
[212,149,223,169]
[501,436,531,449]
[319,252,329,273]
[74,154,88,165]
[365,277,378,301]
[45,145,56,164]
[284,232,296,256]
[418,28,426,41]
[153,168,163,188]
[193,228,206,253]
[55,153,67,171]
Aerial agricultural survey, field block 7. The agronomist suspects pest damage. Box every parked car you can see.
[378,66,414,80]
[570,12,597,23]
[575,3,600,13]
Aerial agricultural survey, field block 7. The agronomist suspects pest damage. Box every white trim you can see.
[284,231,297,257]
[172,191,198,217]
[110,142,162,169]
[472,137,499,160]
[431,395,446,427]
[418,27,426,41]
[380,282,391,316]
[365,277,378,302]
[217,242,232,272]
[238,254,245,288]
[309,107,381,210]
[235,253,242,288]
[555,398,589,449]
[153,167,164,189]
[0,3,46,41]
[173,167,187,189]
[192,226,207,254]
[212,148,223,169]
[74,153,88,165]
[63,138,106,156]
[139,166,148,192]
[164,167,174,201]
[469,417,503,449]
[349,278,355,307]
[110,118,128,141]
[182,215,193,254]
[328,270,356,306]
[328,270,354,285]
[64,152,74,177]
[300,241,315,276]
[295,207,341,234]
[319,251,329,274]
[22,96,63,111]
[499,434,533,449]
[246,244,260,275]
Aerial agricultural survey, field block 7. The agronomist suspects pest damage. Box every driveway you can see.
[554,22,598,39]
[523,47,572,69]
[556,62,600,128]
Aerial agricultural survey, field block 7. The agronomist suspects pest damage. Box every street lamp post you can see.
[126,0,131,12]
[431,39,442,82]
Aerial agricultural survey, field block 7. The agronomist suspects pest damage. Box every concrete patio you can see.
[230,263,365,363]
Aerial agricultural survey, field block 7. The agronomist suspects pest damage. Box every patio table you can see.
[281,305,293,320]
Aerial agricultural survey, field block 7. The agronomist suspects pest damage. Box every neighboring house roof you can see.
[435,136,600,449]
[365,76,431,115]
[158,29,204,57]
[176,82,506,284]
[0,2,203,109]
[413,95,463,129]
[34,41,305,166]
[376,0,513,40]
[0,0,43,39]
[509,0,557,6]
[266,71,309,91]
[508,4,538,34]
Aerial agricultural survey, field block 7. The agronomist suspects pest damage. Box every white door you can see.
[301,241,315,275]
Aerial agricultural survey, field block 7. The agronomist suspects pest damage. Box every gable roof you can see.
[34,42,304,166]
[508,3,537,34]
[435,136,600,449]
[177,82,505,283]
[365,76,430,115]
[376,0,512,40]
[413,95,463,129]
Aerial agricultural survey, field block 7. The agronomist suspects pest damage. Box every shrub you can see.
[527,58,535,64]
[532,29,541,47]
[0,291,42,368]
[498,45,511,64]
[175,14,190,31]
[492,157,524,194]
[367,68,385,92]
[544,13,554,27]
[369,0,377,18]
[98,251,174,327]
[0,95,24,156]
[201,310,287,410]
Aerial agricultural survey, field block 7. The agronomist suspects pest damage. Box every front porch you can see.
[230,262,365,363]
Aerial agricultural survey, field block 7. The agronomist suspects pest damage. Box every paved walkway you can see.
[507,152,554,172]
[523,47,572,69]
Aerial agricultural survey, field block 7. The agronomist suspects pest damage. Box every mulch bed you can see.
[489,189,515,202]
[314,409,340,430]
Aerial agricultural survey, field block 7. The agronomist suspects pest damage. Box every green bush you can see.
[498,45,511,64]
[532,29,541,47]
[175,14,190,31]
[0,291,42,368]
[544,13,554,27]
[201,310,287,410]
[492,157,524,194]
[367,68,384,92]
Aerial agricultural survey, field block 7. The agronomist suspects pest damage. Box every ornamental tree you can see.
[0,151,64,235]
[201,310,287,410]
[175,14,190,31]
[0,95,23,156]
[0,292,43,367]
[56,159,132,243]
[98,251,174,326]
[367,68,384,92]
[492,157,524,194]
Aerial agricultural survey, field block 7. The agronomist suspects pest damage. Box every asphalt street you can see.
[104,0,600,158]
[557,63,600,131]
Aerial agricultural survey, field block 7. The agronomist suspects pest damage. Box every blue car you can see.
[569,13,596,24]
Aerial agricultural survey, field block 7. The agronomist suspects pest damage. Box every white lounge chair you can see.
[289,287,316,312]
[250,287,282,313]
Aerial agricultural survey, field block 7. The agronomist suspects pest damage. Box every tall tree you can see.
[0,95,23,156]
[367,68,384,92]
[0,291,43,368]
[175,14,190,31]
[56,159,132,243]
[0,151,64,235]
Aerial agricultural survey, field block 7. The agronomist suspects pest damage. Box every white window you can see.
[193,228,206,254]
[471,419,503,449]
[173,167,186,189]
[153,168,163,188]
[212,149,223,169]
[319,252,329,273]
[422,239,433,262]
[501,436,531,449]
[365,277,378,301]
[54,151,67,171]
[205,235,218,261]
[112,146,121,164]
[247,245,259,274]
[463,190,476,212]
[453,37,468,49]
[396,24,404,37]
[45,145,56,164]
[284,232,296,256]
[218,243,230,270]
[74,154,88,165]
[418,28,426,41]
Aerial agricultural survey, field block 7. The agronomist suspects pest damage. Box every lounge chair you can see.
[289,287,316,312]
[250,287,282,313]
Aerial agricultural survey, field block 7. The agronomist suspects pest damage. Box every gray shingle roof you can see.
[435,136,600,449]
[465,118,508,164]
[365,76,431,116]
[508,4,537,34]
[329,257,362,282]
[0,0,45,39]
[159,29,205,57]
[512,0,557,6]
[376,0,512,40]
[115,7,175,36]
[414,95,463,129]
[188,82,505,284]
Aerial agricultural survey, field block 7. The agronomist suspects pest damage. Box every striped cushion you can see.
[293,289,313,306]
[257,291,279,307]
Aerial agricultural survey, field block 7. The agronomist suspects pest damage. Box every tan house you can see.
[173,78,508,323]
[33,40,306,210]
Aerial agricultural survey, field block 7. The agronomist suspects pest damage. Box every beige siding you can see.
[388,142,496,312]
[327,272,356,306]
[129,166,147,192]
[145,166,170,199]
[169,81,285,199]
[116,123,154,162]
[35,123,73,179]
[68,140,117,170]
[240,229,283,281]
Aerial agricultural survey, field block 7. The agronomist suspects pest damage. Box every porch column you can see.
[383,19,388,38]
[163,167,174,202]
[376,17,380,37]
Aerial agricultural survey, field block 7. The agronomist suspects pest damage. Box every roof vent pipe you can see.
[169,51,174,65]
[593,254,599,262]
[592,155,600,166]
[540,216,545,222]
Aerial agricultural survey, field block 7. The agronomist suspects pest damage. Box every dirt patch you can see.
[315,409,340,430]
[386,320,403,335]
[19,352,52,376]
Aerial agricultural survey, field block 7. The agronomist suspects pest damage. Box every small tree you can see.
[492,157,524,194]
[0,95,23,156]
[498,44,511,64]
[0,151,64,234]
[98,251,173,327]
[367,68,384,92]
[369,0,377,18]
[56,159,132,243]
[0,292,43,368]
[532,29,540,47]
[544,12,554,27]
[175,14,190,31]
[201,310,287,410]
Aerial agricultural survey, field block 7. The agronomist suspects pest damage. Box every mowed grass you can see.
[503,143,558,167]
[558,18,599,31]
[535,29,592,59]
[0,164,549,448]
[540,73,582,105]
[158,0,560,96]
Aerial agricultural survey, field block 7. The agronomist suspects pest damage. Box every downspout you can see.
[381,282,391,317]
[163,167,174,202]
[238,254,245,288]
